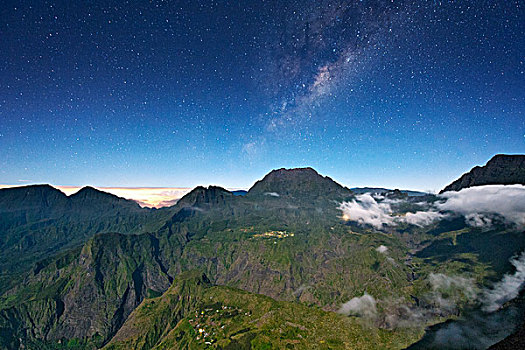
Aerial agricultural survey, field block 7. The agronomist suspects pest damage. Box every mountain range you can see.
[0,154,524,349]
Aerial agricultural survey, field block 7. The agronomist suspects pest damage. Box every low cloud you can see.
[482,251,525,312]
[403,211,445,227]
[338,293,377,319]
[264,192,280,197]
[415,309,522,350]
[338,252,525,345]
[339,194,443,229]
[410,253,525,349]
[339,194,394,229]
[339,185,525,230]
[429,273,477,299]
[428,273,477,312]
[438,185,525,228]
[376,245,388,254]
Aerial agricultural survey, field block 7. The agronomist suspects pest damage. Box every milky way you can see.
[0,0,523,190]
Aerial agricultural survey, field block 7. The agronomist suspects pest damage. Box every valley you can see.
[0,156,524,349]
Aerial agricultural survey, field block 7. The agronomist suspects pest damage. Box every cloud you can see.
[419,309,521,350]
[482,251,525,312]
[376,245,388,254]
[339,194,394,229]
[339,185,525,230]
[88,187,192,208]
[338,293,377,319]
[402,211,445,227]
[437,185,525,227]
[427,273,477,312]
[464,213,495,227]
[339,194,442,229]
[1,185,239,208]
[411,258,525,349]
[338,251,525,340]
[264,192,280,197]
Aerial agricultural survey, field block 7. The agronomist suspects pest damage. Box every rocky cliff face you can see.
[441,154,525,193]
[0,232,174,348]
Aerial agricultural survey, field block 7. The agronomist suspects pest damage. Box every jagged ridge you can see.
[441,154,525,193]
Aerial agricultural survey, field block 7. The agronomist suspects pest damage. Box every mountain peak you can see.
[268,167,319,177]
[441,154,525,193]
[176,185,233,208]
[247,167,350,198]
[71,186,119,200]
[69,186,141,209]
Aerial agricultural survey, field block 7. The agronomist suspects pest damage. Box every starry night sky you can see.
[1,0,524,191]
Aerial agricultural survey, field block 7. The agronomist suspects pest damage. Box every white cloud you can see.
[464,213,494,227]
[338,293,377,319]
[339,194,394,229]
[482,251,525,312]
[376,245,388,254]
[339,194,442,229]
[438,185,525,227]
[264,192,280,197]
[402,211,445,227]
[339,185,525,230]
[428,273,477,312]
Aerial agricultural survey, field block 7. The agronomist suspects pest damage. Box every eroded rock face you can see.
[441,154,525,193]
[0,232,173,348]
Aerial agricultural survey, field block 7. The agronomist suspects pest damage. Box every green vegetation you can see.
[104,271,422,350]
[1,168,524,349]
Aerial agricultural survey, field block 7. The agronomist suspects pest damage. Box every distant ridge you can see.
[441,154,525,193]
[0,184,68,211]
[0,184,140,209]
[351,187,428,197]
[0,184,151,293]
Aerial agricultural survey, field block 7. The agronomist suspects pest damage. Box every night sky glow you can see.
[1,0,524,192]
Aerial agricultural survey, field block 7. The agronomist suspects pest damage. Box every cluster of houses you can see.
[253,230,295,239]
[187,304,252,346]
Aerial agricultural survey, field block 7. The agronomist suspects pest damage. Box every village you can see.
[252,230,295,239]
[187,302,253,347]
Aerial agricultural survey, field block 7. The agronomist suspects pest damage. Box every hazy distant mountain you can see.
[441,154,525,193]
[351,187,429,196]
[231,190,247,196]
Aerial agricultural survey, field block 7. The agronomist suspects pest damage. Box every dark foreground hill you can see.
[441,154,525,193]
[104,271,418,349]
